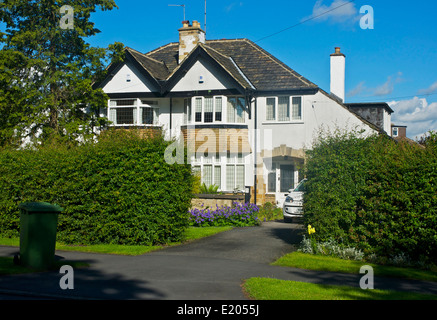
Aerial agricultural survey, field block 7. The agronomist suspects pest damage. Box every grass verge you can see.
[243,278,437,300]
[0,226,233,275]
[272,252,437,282]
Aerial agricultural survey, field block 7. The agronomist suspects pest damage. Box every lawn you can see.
[273,252,437,282]
[242,252,437,300]
[243,278,437,300]
[0,226,233,256]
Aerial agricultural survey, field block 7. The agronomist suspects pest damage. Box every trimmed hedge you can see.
[0,130,194,245]
[304,129,437,264]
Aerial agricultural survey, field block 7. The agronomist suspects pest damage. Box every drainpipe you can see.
[253,95,257,205]
[169,98,173,138]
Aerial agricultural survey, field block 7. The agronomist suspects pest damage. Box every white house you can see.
[97,20,388,206]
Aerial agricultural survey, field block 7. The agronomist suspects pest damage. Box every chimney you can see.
[178,20,205,64]
[330,47,346,102]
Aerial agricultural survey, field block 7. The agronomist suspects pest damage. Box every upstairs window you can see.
[188,96,242,124]
[227,97,245,123]
[265,96,303,122]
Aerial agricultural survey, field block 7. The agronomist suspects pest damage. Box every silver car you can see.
[283,179,306,223]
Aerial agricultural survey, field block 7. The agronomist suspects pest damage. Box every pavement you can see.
[0,221,436,300]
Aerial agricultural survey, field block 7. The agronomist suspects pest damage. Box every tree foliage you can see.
[0,0,123,147]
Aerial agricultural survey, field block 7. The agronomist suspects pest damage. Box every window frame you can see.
[187,96,245,125]
[108,99,160,127]
[264,96,303,123]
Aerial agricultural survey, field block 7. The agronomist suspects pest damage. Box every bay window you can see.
[186,96,245,124]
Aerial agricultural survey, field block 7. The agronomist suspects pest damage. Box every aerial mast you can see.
[168,4,186,21]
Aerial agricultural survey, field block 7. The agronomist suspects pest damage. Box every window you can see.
[267,163,276,193]
[109,99,137,125]
[292,97,302,121]
[192,154,222,190]
[265,96,303,122]
[204,97,214,123]
[392,127,399,137]
[109,99,159,126]
[226,153,245,191]
[278,96,290,121]
[195,98,202,122]
[266,98,276,121]
[215,97,222,122]
[227,97,245,123]
[184,98,192,124]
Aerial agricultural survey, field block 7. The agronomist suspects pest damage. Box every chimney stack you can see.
[330,47,346,102]
[178,20,205,64]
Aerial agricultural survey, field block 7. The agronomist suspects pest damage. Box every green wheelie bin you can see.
[18,202,63,269]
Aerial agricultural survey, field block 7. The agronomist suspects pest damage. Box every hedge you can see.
[304,129,437,264]
[0,130,194,245]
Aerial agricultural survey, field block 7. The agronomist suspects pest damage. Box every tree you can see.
[0,0,121,147]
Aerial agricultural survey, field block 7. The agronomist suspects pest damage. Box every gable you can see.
[168,57,238,92]
[101,61,160,94]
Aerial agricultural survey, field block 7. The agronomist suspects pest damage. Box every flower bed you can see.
[189,202,261,227]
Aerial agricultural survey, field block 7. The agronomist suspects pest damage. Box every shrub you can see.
[304,128,437,264]
[189,202,260,227]
[0,130,194,245]
[257,202,283,221]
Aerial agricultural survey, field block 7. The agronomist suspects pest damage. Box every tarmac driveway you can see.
[0,221,304,300]
[1,221,436,300]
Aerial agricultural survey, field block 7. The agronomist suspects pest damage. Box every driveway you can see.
[0,221,436,300]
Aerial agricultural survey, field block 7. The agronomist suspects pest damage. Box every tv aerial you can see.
[168,4,186,21]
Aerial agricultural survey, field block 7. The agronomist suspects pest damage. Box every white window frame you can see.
[264,96,303,123]
[108,99,160,127]
[192,153,223,190]
[226,153,246,191]
[392,127,399,137]
[187,96,245,125]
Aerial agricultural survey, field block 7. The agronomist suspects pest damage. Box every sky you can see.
[6,0,437,139]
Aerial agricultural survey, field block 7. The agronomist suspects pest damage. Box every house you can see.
[97,20,386,206]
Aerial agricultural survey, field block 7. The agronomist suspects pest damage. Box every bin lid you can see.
[18,202,64,214]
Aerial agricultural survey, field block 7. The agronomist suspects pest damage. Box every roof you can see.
[346,102,394,114]
[113,39,319,94]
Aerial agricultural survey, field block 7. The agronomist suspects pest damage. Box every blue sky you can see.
[8,0,437,139]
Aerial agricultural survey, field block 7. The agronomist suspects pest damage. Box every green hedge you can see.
[0,130,194,245]
[304,129,437,264]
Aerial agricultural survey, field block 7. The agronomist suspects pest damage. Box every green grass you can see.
[243,278,437,300]
[0,226,234,277]
[273,252,437,283]
[0,226,233,256]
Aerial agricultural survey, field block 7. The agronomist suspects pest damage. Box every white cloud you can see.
[418,81,437,95]
[305,0,359,24]
[388,97,437,139]
[225,2,243,13]
[347,81,366,98]
[373,72,403,97]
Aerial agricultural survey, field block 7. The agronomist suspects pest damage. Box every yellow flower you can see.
[308,225,316,235]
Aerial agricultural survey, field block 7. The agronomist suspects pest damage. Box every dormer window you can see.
[392,127,399,137]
